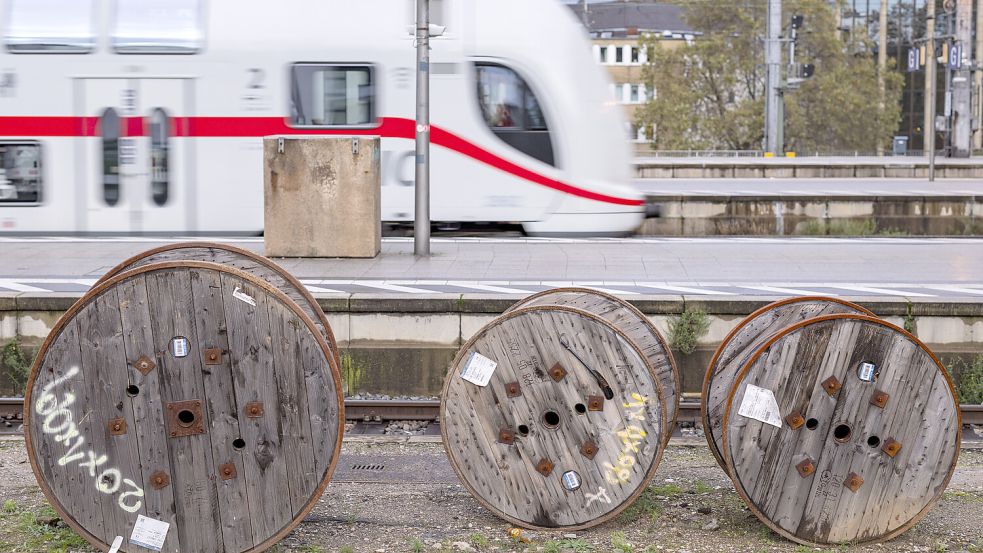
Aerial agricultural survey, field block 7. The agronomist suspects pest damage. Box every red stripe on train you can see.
[0,116,643,207]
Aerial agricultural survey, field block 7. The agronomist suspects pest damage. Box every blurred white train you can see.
[0,0,643,235]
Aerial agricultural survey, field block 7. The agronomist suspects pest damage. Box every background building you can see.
[566,1,697,143]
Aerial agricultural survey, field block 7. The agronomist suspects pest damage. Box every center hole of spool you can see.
[833,423,852,443]
[176,409,196,427]
[805,418,819,430]
[542,410,560,429]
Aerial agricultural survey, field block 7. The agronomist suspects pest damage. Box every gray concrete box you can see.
[264,136,381,258]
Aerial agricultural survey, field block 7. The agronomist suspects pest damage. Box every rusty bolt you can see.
[549,363,567,382]
[785,411,805,430]
[821,376,842,396]
[535,458,554,477]
[505,381,522,398]
[150,471,170,490]
[882,437,902,458]
[219,462,237,481]
[580,441,598,460]
[869,389,890,409]
[795,458,815,478]
[245,402,264,418]
[587,395,604,412]
[843,472,864,492]
[497,428,515,445]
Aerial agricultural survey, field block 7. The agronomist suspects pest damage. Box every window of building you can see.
[474,63,555,166]
[112,0,204,53]
[4,0,95,53]
[0,142,42,204]
[149,108,169,206]
[631,47,640,63]
[101,108,121,206]
[290,65,375,127]
[615,46,624,63]
[630,84,641,104]
[598,46,608,64]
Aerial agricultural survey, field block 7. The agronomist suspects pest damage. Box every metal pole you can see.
[951,0,972,157]
[414,0,431,256]
[877,0,887,155]
[975,0,983,151]
[925,0,936,165]
[764,0,782,154]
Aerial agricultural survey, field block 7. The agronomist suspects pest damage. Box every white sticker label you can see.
[129,514,169,551]
[233,286,257,306]
[108,536,124,553]
[858,362,876,382]
[737,384,783,428]
[170,337,189,358]
[459,351,497,387]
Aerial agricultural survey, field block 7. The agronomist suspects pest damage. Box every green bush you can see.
[668,308,710,355]
[1,340,31,395]
[952,354,983,404]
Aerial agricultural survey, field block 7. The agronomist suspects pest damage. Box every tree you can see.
[637,0,904,153]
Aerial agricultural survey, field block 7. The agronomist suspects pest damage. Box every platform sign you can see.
[907,48,920,72]
[947,43,961,69]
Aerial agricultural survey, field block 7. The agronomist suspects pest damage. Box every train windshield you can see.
[475,63,555,166]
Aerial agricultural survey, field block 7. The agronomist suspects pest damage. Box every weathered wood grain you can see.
[96,242,340,370]
[702,297,872,468]
[442,305,666,530]
[507,288,679,446]
[24,261,343,553]
[721,315,960,546]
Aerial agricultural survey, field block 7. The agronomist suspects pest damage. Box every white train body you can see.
[0,0,643,235]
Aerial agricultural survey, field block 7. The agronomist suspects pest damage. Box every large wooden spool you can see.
[96,242,339,369]
[506,288,679,446]
[441,305,666,530]
[702,297,874,468]
[25,261,344,553]
[721,314,960,545]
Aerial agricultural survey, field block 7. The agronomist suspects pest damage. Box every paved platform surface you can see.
[634,177,983,196]
[0,236,981,299]
[633,155,983,165]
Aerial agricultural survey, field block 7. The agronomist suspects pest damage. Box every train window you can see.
[101,108,121,207]
[4,0,95,53]
[149,108,169,206]
[112,0,204,54]
[290,65,375,127]
[474,63,555,167]
[0,142,42,204]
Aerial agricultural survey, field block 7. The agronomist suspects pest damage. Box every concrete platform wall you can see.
[639,196,983,236]
[2,293,981,398]
[634,161,983,179]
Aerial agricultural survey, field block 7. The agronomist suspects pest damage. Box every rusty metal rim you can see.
[504,287,681,448]
[719,313,961,547]
[93,241,341,372]
[439,303,668,531]
[24,260,345,553]
[700,296,875,469]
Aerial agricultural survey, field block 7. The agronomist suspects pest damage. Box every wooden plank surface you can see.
[96,242,339,368]
[508,288,679,445]
[702,297,870,468]
[442,306,666,530]
[721,315,960,546]
[24,261,342,553]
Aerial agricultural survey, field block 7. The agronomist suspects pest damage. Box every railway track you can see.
[4,397,981,436]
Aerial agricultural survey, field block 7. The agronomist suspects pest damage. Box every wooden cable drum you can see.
[24,261,344,553]
[721,314,960,546]
[701,297,874,469]
[441,305,667,530]
[505,287,679,446]
[95,241,340,370]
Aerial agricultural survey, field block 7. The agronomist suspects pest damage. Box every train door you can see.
[79,78,189,233]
